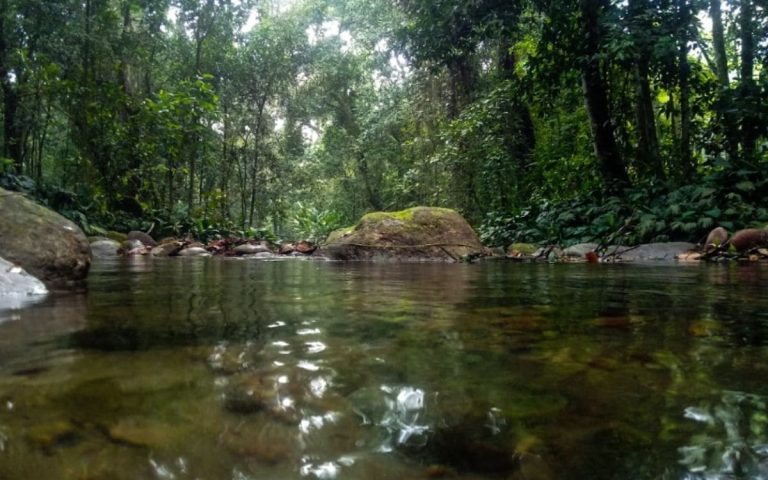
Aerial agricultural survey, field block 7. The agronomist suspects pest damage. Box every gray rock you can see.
[253,251,274,259]
[489,246,506,256]
[233,243,271,255]
[0,188,90,288]
[177,247,209,257]
[0,256,47,312]
[563,243,599,258]
[604,242,695,262]
[90,239,121,258]
[122,239,144,251]
[127,231,157,247]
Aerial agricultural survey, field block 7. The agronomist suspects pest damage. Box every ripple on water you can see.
[3,261,768,479]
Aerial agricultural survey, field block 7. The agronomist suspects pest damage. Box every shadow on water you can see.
[1,259,768,479]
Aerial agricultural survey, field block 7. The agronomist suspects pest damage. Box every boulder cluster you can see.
[90,234,317,259]
[503,226,768,263]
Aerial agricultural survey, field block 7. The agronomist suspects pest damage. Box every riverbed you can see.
[1,258,767,479]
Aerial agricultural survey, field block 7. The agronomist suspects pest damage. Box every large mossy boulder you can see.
[321,206,488,262]
[0,188,90,288]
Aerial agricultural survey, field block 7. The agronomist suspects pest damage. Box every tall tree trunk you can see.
[580,0,629,188]
[446,56,474,119]
[0,0,23,173]
[739,0,754,86]
[709,0,739,163]
[248,149,258,227]
[356,149,382,210]
[634,62,662,176]
[220,105,231,221]
[498,40,536,158]
[627,0,662,177]
[710,0,729,87]
[739,0,757,162]
[677,0,693,174]
[188,140,196,212]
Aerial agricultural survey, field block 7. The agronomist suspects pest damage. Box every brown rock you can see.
[26,420,77,448]
[279,243,296,255]
[151,242,184,257]
[725,228,768,252]
[295,240,316,254]
[108,419,176,448]
[704,227,729,251]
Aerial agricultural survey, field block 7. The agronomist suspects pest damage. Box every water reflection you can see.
[1,261,768,478]
[679,391,768,478]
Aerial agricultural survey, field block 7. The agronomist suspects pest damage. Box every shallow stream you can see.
[2,258,768,479]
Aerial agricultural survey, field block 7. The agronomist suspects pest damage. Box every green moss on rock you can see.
[325,226,355,244]
[321,206,487,262]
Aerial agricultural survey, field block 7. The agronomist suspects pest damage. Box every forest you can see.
[1,0,767,247]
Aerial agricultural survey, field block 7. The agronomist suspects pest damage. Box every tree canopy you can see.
[1,0,768,245]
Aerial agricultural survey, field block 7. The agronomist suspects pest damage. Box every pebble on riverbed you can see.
[222,375,278,415]
[221,421,297,464]
[107,418,177,448]
[26,420,78,450]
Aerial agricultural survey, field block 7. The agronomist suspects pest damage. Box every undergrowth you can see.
[479,172,768,247]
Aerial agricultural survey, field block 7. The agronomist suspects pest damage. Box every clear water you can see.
[2,258,768,479]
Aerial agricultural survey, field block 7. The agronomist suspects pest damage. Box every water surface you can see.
[1,258,768,479]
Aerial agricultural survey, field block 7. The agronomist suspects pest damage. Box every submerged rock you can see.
[108,419,176,448]
[221,422,297,464]
[223,375,278,414]
[26,420,77,449]
[321,207,488,262]
[0,188,90,288]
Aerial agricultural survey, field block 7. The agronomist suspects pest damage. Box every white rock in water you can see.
[0,256,47,313]
[233,243,271,255]
[177,247,209,257]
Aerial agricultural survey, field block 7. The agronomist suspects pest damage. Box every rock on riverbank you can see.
[0,256,47,311]
[0,188,90,288]
[320,206,488,262]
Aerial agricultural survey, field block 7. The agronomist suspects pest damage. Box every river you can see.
[1,258,767,479]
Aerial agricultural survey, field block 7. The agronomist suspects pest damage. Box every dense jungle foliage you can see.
[1,0,767,246]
